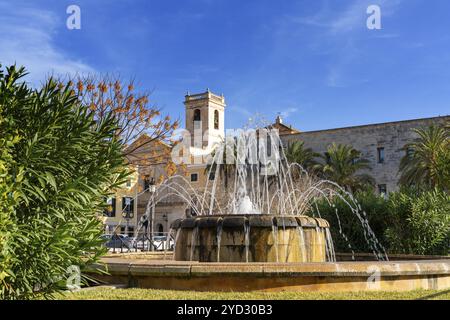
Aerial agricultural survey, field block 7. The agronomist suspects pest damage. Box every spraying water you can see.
[145,120,388,262]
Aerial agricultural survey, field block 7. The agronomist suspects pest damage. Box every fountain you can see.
[91,124,449,293]
[160,126,385,263]
[171,215,332,263]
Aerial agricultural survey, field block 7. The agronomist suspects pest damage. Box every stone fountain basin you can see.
[170,215,333,263]
[87,258,450,292]
[86,215,450,292]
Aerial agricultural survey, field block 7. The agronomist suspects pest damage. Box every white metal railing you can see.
[102,231,175,253]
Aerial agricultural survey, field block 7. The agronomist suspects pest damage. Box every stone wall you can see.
[281,116,449,193]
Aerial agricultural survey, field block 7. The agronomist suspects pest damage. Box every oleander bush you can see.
[0,65,128,299]
[313,188,449,256]
[0,75,20,294]
[385,188,449,255]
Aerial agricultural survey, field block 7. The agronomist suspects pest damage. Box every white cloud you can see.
[295,0,403,35]
[0,2,94,86]
[293,0,404,87]
[280,107,299,119]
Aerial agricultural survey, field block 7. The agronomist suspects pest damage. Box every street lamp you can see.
[148,177,156,250]
[122,197,134,237]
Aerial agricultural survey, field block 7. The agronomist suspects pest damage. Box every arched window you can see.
[214,110,219,130]
[193,109,201,121]
[156,223,164,236]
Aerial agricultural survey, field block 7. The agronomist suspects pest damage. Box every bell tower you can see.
[184,89,226,151]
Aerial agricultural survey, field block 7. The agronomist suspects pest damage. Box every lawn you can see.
[60,287,450,300]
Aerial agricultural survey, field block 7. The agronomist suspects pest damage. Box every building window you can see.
[214,110,219,130]
[378,184,387,196]
[126,179,131,187]
[377,147,385,163]
[104,197,116,217]
[208,171,215,181]
[267,137,272,157]
[193,109,201,121]
[191,173,198,182]
[144,176,151,191]
[156,223,164,236]
[122,197,134,217]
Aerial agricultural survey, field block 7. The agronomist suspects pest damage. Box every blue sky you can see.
[1,0,449,131]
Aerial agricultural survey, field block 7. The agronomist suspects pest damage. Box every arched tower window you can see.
[193,109,201,121]
[214,110,219,130]
[156,223,164,236]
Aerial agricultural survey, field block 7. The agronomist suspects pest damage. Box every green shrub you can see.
[0,72,20,293]
[385,188,449,255]
[314,187,449,256]
[312,190,389,254]
[0,65,129,299]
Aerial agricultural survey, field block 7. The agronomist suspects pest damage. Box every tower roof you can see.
[184,90,226,107]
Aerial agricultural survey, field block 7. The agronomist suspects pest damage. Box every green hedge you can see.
[312,188,449,256]
[385,188,449,255]
[312,191,389,254]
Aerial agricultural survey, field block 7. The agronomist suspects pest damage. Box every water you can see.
[325,228,336,262]
[237,195,260,215]
[189,226,198,261]
[271,223,279,263]
[244,222,250,262]
[141,124,388,262]
[297,226,307,262]
[172,228,181,260]
[216,220,223,262]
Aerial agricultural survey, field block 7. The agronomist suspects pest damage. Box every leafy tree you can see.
[385,188,449,255]
[399,125,450,190]
[317,143,375,192]
[0,65,128,299]
[66,74,179,166]
[285,140,319,172]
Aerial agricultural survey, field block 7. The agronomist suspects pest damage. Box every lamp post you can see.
[121,197,134,252]
[148,177,156,251]
[122,198,134,236]
[162,213,168,250]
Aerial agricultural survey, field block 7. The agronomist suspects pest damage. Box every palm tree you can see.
[284,140,320,172]
[399,125,449,190]
[205,139,237,190]
[317,143,375,192]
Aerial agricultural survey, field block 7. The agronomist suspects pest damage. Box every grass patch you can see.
[59,288,450,300]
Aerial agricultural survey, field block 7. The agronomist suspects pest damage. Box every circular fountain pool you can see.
[170,215,335,263]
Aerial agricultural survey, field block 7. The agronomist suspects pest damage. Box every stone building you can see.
[101,165,139,235]
[279,115,450,194]
[104,90,448,235]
